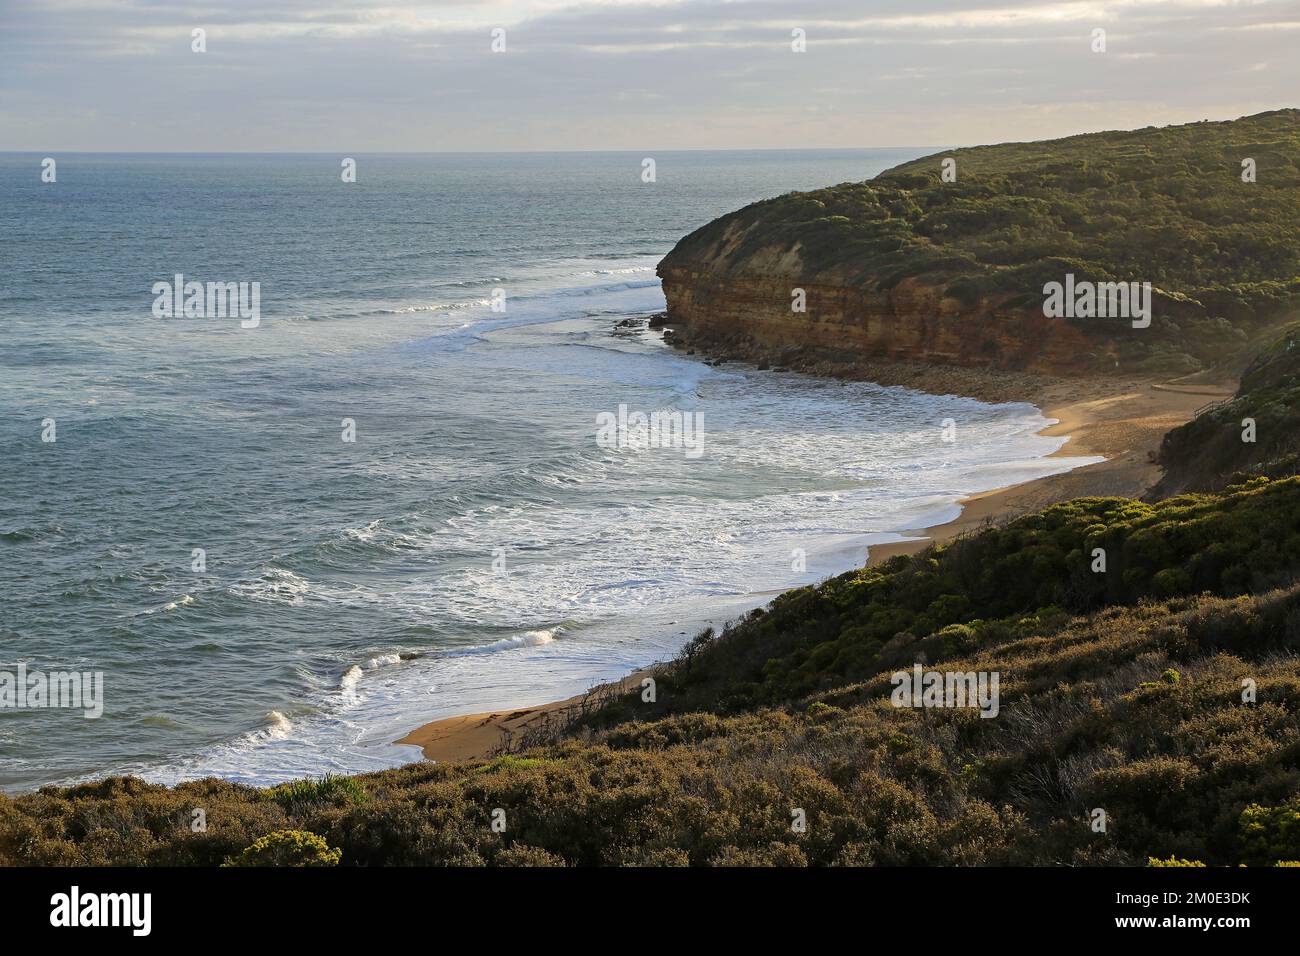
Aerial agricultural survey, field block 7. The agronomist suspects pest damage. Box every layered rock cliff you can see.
[657,110,1300,378]
[658,268,1113,376]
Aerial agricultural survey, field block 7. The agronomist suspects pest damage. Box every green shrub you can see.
[267,774,368,815]
[1239,800,1300,866]
[224,830,342,868]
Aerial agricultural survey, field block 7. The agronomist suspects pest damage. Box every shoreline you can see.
[395,668,659,762]
[861,376,1224,565]
[398,364,1233,764]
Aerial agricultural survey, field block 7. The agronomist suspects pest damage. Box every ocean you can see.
[0,149,1102,792]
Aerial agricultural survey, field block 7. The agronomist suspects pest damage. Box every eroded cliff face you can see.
[658,262,1119,376]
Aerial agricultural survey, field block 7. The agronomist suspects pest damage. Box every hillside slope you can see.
[1155,324,1300,495]
[4,478,1299,866]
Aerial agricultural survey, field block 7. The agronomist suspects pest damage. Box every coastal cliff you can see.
[658,110,1300,378]
[658,268,1108,375]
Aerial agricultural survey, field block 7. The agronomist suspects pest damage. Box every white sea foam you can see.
[134,593,195,617]
[344,519,384,542]
[264,711,294,740]
[228,567,310,606]
[447,628,559,657]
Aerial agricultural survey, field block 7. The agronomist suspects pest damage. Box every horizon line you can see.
[0,146,947,156]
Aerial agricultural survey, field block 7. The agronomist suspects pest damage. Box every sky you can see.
[1,0,1296,152]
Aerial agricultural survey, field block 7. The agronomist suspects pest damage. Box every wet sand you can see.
[396,669,656,762]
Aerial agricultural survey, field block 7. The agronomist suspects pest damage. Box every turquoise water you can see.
[0,150,1101,790]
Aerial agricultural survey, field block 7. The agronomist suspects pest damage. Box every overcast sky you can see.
[1,0,1296,152]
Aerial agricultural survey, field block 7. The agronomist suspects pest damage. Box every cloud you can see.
[0,0,1295,150]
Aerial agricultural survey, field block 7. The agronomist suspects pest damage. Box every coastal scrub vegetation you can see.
[660,110,1300,372]
[3,479,1299,866]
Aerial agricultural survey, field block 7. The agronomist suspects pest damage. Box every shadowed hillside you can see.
[1156,324,1300,495]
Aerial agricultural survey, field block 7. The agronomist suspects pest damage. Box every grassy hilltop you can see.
[661,110,1300,374]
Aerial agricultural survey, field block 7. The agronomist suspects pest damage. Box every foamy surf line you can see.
[128,455,1099,790]
[444,628,559,656]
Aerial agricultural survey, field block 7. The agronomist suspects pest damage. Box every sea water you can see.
[0,150,1101,790]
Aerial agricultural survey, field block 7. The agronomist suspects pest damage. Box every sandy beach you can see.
[861,374,1233,565]
[396,669,658,762]
[398,371,1234,764]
